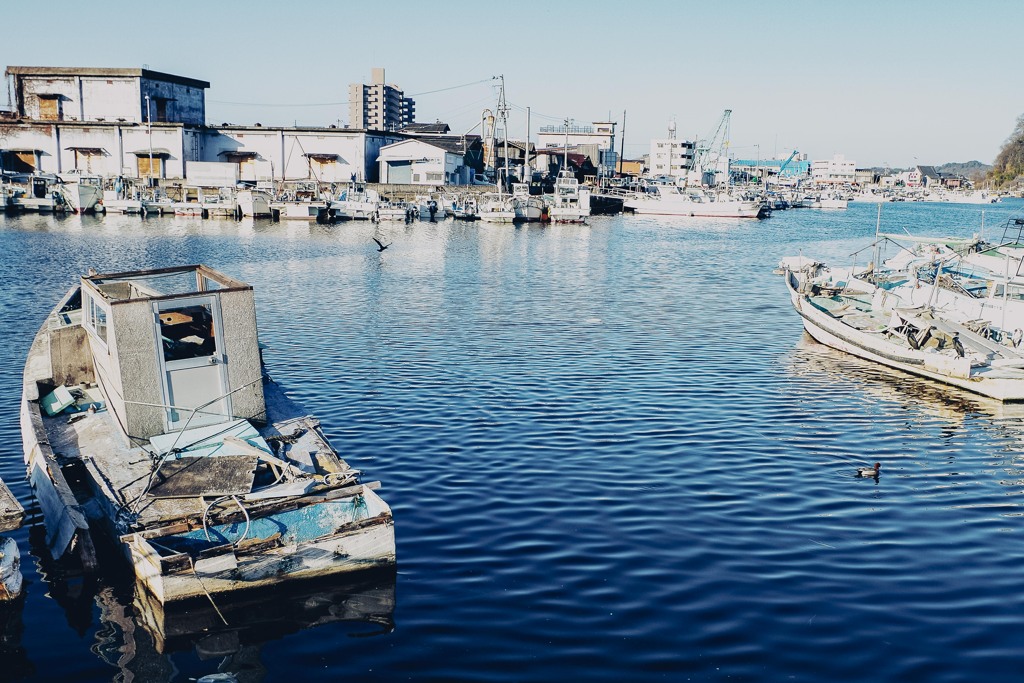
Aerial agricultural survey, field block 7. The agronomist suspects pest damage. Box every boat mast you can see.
[524,105,531,184]
[618,109,626,176]
[499,74,510,194]
[563,117,569,175]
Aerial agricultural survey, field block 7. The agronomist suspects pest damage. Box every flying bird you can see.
[373,237,391,252]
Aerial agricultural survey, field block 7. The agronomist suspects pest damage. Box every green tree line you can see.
[990,114,1024,187]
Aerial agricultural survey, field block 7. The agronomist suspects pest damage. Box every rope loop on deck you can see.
[202,494,252,547]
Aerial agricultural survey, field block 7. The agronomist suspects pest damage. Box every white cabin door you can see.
[155,296,232,431]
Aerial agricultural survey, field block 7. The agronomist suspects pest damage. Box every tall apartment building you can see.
[648,134,695,180]
[348,68,415,131]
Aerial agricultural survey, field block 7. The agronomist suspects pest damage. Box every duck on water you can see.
[20,265,395,604]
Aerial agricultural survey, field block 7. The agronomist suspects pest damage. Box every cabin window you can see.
[84,292,109,346]
[159,303,216,362]
[994,284,1024,301]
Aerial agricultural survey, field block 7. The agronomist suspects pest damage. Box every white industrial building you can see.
[377,138,473,185]
[811,154,857,185]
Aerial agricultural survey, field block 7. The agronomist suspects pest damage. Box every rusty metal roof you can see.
[5,66,210,89]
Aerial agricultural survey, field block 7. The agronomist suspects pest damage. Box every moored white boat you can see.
[784,262,1024,401]
[329,183,380,220]
[624,184,761,218]
[56,172,104,214]
[271,199,328,220]
[546,171,590,223]
[236,189,273,217]
[478,192,517,223]
[376,201,412,221]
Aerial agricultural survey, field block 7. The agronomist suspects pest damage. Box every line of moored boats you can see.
[0,168,1007,224]
[782,213,1024,402]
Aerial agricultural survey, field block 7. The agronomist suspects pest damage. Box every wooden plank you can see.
[147,455,258,499]
[158,311,193,326]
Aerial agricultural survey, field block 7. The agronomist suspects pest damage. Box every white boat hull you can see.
[625,195,761,218]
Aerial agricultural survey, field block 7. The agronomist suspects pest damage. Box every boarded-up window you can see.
[310,158,335,179]
[138,156,163,178]
[238,158,255,180]
[38,97,60,121]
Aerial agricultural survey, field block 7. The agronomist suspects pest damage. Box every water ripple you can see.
[2,203,1024,681]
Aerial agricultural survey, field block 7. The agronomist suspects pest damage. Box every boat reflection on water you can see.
[132,569,396,655]
[0,595,30,680]
[786,332,1024,423]
[29,522,395,681]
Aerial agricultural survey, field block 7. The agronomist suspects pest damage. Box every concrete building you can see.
[348,68,415,132]
[5,66,208,125]
[2,66,209,179]
[536,121,617,176]
[202,125,400,184]
[648,136,695,180]
[0,65,402,184]
[811,154,856,185]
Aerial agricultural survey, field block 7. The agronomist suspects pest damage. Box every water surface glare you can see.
[2,200,1024,682]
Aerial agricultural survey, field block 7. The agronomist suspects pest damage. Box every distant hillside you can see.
[865,161,991,179]
[937,161,991,178]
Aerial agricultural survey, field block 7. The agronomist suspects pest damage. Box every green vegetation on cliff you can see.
[989,114,1024,187]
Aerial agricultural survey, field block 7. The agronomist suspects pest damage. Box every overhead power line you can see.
[208,76,498,109]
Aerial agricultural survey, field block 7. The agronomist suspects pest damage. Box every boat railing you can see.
[999,216,1024,246]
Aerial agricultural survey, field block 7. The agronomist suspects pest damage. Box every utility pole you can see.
[145,94,153,186]
[618,110,626,176]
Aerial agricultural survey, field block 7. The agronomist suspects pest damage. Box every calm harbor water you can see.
[2,199,1024,682]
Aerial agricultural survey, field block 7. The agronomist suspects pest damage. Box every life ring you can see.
[1013,329,1023,348]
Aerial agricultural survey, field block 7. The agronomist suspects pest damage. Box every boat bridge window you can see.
[84,292,109,346]
[160,304,216,361]
[992,284,1024,301]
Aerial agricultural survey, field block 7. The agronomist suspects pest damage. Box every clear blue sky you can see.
[4,0,1022,168]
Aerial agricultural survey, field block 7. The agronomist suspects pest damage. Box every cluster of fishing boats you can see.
[1,170,595,224]
[783,214,1024,401]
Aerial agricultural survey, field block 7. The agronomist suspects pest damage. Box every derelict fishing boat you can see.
[20,265,394,603]
[784,262,1024,402]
